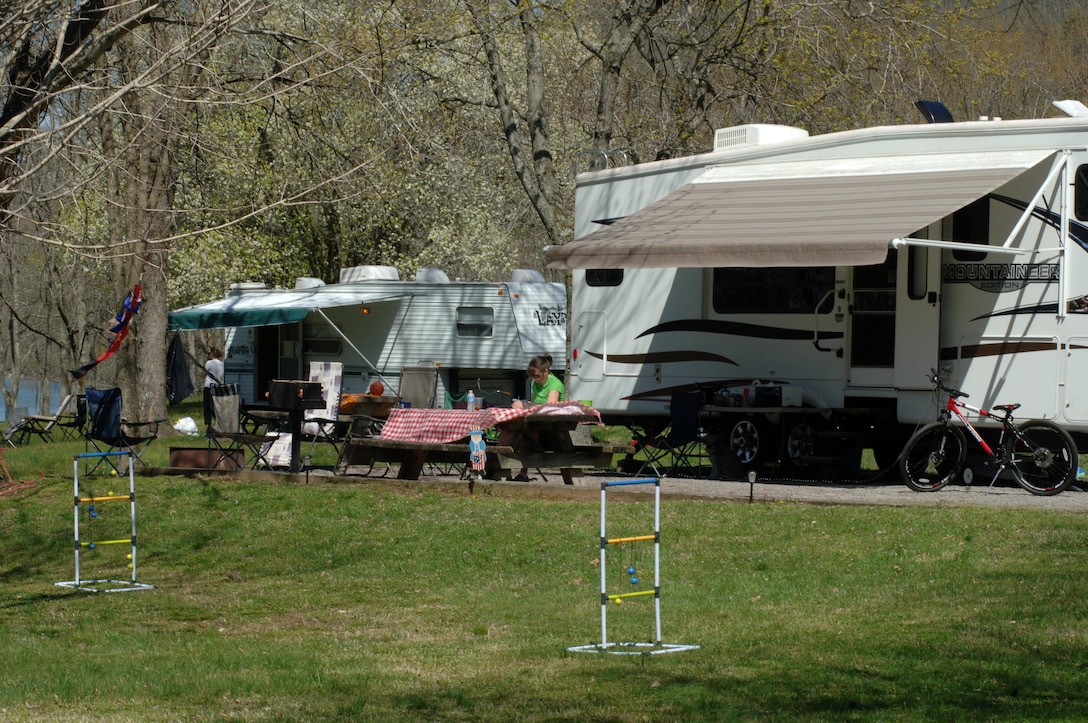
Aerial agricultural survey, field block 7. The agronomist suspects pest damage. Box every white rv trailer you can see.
[549,107,1088,473]
[169,266,566,406]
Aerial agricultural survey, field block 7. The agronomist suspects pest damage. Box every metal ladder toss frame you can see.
[55,451,155,593]
[567,478,699,655]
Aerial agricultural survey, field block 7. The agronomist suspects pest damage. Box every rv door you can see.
[573,311,605,382]
[894,244,941,392]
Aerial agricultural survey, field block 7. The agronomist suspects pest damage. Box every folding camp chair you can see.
[84,388,163,473]
[301,361,344,459]
[631,389,707,477]
[397,364,468,476]
[207,384,279,470]
[3,394,73,445]
[399,365,439,409]
[55,394,87,440]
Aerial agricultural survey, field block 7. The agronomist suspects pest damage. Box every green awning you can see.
[169,289,413,330]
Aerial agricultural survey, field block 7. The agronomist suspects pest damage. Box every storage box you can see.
[169,447,244,470]
[751,385,781,407]
[780,386,803,407]
[719,384,803,408]
[268,380,324,411]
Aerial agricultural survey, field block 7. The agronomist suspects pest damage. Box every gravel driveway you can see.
[406,468,1088,512]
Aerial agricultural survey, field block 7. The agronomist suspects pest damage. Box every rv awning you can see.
[169,289,412,330]
[547,149,1054,269]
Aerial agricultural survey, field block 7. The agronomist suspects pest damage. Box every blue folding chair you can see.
[85,388,162,474]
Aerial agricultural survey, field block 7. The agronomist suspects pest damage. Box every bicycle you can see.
[898,370,1079,496]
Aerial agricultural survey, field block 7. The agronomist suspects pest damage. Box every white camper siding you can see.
[298,280,565,396]
[199,274,565,406]
[1066,339,1088,424]
[930,154,1076,427]
[947,335,1062,423]
[568,267,851,417]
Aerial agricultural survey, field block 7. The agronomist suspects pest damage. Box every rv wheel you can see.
[729,418,772,466]
[785,422,817,469]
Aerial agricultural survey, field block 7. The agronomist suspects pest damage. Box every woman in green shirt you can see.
[524,354,564,406]
[508,355,564,480]
[513,354,564,408]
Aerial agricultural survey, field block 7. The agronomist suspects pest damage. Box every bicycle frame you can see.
[939,394,1011,460]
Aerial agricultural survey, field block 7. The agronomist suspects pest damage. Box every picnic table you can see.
[334,402,619,484]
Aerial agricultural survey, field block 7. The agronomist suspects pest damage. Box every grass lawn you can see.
[2,434,1088,721]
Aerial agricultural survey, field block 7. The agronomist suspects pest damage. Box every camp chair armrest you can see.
[121,418,165,433]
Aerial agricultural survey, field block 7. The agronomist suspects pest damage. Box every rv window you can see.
[457,307,494,338]
[586,269,623,286]
[1076,165,1088,221]
[711,268,835,314]
[951,196,989,261]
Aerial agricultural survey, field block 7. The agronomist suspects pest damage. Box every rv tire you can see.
[727,417,776,468]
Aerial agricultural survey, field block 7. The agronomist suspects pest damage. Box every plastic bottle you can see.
[466,390,476,411]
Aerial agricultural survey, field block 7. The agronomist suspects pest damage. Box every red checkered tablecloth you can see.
[379,402,600,444]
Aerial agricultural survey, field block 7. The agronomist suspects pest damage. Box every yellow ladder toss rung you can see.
[608,590,656,603]
[606,534,655,545]
[79,495,131,503]
[80,539,131,546]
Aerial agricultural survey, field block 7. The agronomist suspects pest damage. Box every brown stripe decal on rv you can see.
[954,341,1058,360]
[584,350,738,366]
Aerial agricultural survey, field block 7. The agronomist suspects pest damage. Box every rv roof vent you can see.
[415,268,450,283]
[713,124,808,151]
[294,277,326,289]
[228,282,268,294]
[511,269,546,283]
[339,265,400,283]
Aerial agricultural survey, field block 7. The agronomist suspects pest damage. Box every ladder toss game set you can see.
[567,478,700,655]
[55,451,155,593]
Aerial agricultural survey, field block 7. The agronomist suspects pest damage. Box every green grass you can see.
[3,441,1088,721]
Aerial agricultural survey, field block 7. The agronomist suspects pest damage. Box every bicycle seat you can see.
[992,403,1021,413]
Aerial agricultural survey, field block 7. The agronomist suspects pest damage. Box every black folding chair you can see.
[85,388,163,473]
[55,394,88,440]
[208,384,278,470]
[632,390,707,477]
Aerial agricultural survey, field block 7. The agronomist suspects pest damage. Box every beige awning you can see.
[547,149,1054,269]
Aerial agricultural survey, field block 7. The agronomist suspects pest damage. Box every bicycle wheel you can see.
[1009,420,1078,496]
[899,423,967,492]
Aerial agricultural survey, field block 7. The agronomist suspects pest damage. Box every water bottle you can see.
[466,390,476,412]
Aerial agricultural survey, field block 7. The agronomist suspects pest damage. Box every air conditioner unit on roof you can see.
[713,124,809,152]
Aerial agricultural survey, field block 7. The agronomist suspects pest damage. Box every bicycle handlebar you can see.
[928,368,968,399]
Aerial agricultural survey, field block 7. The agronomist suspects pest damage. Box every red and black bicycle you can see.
[898,370,1079,496]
